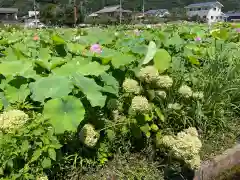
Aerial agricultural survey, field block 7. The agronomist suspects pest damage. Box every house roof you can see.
[95,5,132,14]
[225,12,240,17]
[185,1,223,8]
[145,9,169,14]
[0,8,18,13]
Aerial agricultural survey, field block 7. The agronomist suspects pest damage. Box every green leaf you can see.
[48,148,56,161]
[153,49,171,73]
[111,53,136,68]
[100,73,119,96]
[43,96,85,134]
[72,74,106,107]
[21,140,29,153]
[142,41,157,64]
[187,56,200,65]
[106,129,115,141]
[53,59,109,76]
[5,84,30,103]
[39,48,51,61]
[140,124,151,134]
[67,43,85,54]
[30,149,42,162]
[0,61,32,76]
[41,158,52,169]
[30,76,73,102]
[155,108,165,122]
[52,34,65,45]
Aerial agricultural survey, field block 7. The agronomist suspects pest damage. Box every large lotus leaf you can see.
[142,41,157,65]
[52,60,109,76]
[52,34,65,45]
[4,84,30,103]
[72,74,106,107]
[111,52,136,68]
[0,61,33,77]
[36,57,66,71]
[100,72,119,96]
[29,76,73,102]
[43,96,85,134]
[153,49,171,73]
[67,43,85,55]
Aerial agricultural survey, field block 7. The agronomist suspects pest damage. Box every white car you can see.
[25,20,46,28]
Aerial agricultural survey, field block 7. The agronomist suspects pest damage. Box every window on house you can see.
[213,8,217,11]
[189,8,193,11]
[211,16,214,19]
[203,15,206,19]
[198,8,201,10]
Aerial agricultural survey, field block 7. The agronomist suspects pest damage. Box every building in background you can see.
[0,8,18,21]
[93,5,132,17]
[225,12,240,22]
[185,1,225,22]
[145,9,170,18]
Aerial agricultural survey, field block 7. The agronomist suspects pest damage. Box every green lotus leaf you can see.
[43,96,85,134]
[29,75,73,102]
[72,74,106,107]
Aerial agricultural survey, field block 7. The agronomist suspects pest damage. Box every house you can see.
[145,9,170,17]
[225,12,240,22]
[0,8,18,21]
[94,5,132,17]
[185,1,225,22]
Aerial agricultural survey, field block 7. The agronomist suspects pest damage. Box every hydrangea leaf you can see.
[4,84,30,103]
[142,41,157,65]
[29,76,73,102]
[43,96,85,134]
[72,74,106,107]
[153,49,171,73]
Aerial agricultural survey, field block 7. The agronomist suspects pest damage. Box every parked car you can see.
[24,19,46,28]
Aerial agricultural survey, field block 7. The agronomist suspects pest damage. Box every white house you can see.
[145,9,170,18]
[185,1,225,23]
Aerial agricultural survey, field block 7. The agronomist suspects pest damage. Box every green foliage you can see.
[0,22,240,179]
[0,115,61,179]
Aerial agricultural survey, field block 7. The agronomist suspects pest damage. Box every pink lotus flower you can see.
[33,34,39,41]
[236,28,240,33]
[90,44,102,53]
[195,37,201,41]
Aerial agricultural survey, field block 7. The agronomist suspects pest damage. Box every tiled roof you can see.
[145,9,168,14]
[225,12,240,17]
[95,5,131,14]
[0,8,18,13]
[185,1,223,8]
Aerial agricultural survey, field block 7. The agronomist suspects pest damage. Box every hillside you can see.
[0,0,239,16]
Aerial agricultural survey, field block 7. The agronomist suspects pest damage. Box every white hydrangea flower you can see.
[79,124,99,148]
[178,85,193,98]
[168,103,182,110]
[122,78,141,94]
[156,127,202,169]
[36,175,48,180]
[0,110,29,131]
[156,75,173,88]
[192,91,204,100]
[137,66,159,83]
[155,90,167,99]
[130,96,151,114]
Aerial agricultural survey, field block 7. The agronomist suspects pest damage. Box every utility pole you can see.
[73,0,77,27]
[119,0,122,24]
[142,0,145,17]
[34,0,37,23]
